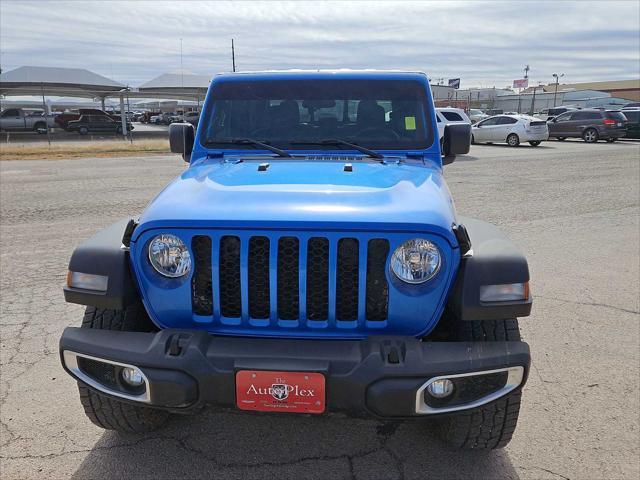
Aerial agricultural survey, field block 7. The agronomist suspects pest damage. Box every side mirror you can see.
[442,123,471,165]
[169,123,195,162]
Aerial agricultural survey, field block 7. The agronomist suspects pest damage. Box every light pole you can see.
[552,73,564,107]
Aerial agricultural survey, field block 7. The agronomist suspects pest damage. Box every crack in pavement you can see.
[538,467,571,480]
[3,423,407,480]
[375,422,405,480]
[2,433,391,479]
[170,420,406,477]
[535,295,639,315]
[519,465,571,480]
[177,435,380,474]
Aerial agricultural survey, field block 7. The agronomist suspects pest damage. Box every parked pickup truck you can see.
[59,71,532,451]
[0,108,56,133]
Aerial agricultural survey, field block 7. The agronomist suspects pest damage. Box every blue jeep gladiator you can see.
[60,71,531,450]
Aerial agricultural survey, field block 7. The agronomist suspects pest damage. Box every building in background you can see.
[536,79,640,102]
[435,81,638,114]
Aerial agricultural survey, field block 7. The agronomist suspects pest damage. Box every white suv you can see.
[435,107,471,139]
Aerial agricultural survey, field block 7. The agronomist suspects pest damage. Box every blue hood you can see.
[135,158,458,245]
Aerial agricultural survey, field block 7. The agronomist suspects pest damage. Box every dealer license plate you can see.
[236,370,325,414]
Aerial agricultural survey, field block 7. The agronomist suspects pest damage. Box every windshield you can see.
[200,79,433,150]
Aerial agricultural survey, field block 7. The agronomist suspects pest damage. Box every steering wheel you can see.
[356,127,400,141]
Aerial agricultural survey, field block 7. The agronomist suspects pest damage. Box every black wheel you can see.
[33,122,47,134]
[528,141,541,146]
[556,137,566,141]
[78,126,89,135]
[436,319,523,450]
[471,134,476,145]
[116,126,123,134]
[582,128,599,143]
[606,138,616,143]
[507,133,520,147]
[76,304,170,433]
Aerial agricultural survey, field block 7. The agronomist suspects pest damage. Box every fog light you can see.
[121,367,144,387]
[426,379,454,398]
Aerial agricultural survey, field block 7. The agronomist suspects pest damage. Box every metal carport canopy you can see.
[136,72,211,101]
[0,66,126,98]
[0,66,130,138]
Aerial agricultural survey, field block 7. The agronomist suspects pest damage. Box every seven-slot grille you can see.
[191,234,390,325]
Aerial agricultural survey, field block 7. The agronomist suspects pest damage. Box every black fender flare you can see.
[63,218,139,310]
[449,216,532,321]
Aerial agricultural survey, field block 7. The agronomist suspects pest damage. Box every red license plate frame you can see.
[235,370,326,414]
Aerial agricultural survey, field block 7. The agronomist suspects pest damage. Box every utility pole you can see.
[552,73,564,107]
[231,38,236,72]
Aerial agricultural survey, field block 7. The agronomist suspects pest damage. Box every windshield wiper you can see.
[206,138,292,158]
[290,138,384,160]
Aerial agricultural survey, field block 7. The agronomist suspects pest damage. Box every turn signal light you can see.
[480,282,529,302]
[67,270,108,292]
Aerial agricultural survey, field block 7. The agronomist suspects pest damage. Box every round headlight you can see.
[148,234,191,278]
[390,238,441,283]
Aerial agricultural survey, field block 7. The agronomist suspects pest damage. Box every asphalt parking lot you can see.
[1,139,638,479]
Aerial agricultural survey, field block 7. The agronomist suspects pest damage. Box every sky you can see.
[1,0,639,89]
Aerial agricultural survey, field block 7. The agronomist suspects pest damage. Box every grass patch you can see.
[0,139,171,160]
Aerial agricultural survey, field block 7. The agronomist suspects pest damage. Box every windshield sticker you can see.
[405,116,416,130]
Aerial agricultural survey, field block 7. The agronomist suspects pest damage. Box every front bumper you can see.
[60,327,530,418]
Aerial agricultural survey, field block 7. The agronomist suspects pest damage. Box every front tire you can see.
[76,305,170,433]
[582,128,599,143]
[78,126,89,135]
[436,319,523,450]
[507,133,520,147]
[528,141,541,146]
